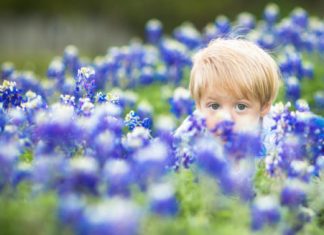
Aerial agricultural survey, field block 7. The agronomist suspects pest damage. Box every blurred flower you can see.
[58,193,85,228]
[63,157,99,195]
[148,182,178,216]
[103,159,133,197]
[1,62,15,80]
[285,76,300,102]
[169,87,195,119]
[314,90,324,110]
[80,198,141,235]
[145,19,163,45]
[173,22,202,49]
[251,195,281,231]
[263,3,280,25]
[280,180,307,208]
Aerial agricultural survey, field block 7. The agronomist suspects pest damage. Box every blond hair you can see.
[189,38,280,108]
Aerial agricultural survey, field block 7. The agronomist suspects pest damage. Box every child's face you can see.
[198,87,270,134]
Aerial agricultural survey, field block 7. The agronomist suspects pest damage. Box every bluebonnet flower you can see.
[13,71,46,98]
[80,198,141,235]
[263,3,279,26]
[91,129,116,164]
[1,62,15,80]
[58,193,85,229]
[62,157,99,195]
[224,132,263,160]
[124,110,142,131]
[148,182,178,216]
[137,100,153,120]
[211,120,235,142]
[251,196,281,231]
[103,159,133,197]
[0,140,21,190]
[173,23,202,50]
[219,157,256,201]
[0,80,26,109]
[47,58,65,81]
[34,103,81,156]
[133,139,170,186]
[75,67,96,103]
[169,87,195,119]
[295,99,310,112]
[235,12,256,35]
[145,19,163,45]
[280,180,307,208]
[173,110,207,169]
[155,115,176,134]
[159,38,191,68]
[314,91,324,110]
[194,136,227,178]
[301,62,314,79]
[78,97,95,116]
[202,23,218,45]
[60,94,76,107]
[290,7,309,29]
[139,66,154,85]
[285,76,300,102]
[122,126,151,153]
[0,107,6,132]
[63,45,81,76]
[12,162,32,187]
[214,15,231,37]
[31,154,67,192]
[288,160,314,182]
[21,90,47,111]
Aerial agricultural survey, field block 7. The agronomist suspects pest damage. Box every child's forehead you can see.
[203,86,246,100]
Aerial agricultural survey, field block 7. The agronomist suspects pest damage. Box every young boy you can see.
[173,38,280,169]
[176,38,280,138]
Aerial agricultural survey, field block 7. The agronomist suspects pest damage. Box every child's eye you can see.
[235,103,247,112]
[209,103,220,110]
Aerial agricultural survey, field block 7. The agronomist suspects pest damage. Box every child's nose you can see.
[215,110,233,122]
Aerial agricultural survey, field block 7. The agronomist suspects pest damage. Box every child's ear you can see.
[260,102,271,117]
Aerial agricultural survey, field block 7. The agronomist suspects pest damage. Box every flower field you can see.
[1,3,324,235]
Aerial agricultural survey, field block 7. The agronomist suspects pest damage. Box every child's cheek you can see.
[234,115,261,133]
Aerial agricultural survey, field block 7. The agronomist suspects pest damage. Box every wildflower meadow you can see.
[0,3,324,235]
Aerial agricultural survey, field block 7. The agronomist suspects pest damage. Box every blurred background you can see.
[1,0,324,73]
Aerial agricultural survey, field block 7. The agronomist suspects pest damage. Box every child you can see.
[175,38,280,138]
[173,38,281,168]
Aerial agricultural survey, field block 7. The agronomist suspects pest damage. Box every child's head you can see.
[189,38,280,133]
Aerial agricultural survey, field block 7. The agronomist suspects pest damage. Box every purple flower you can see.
[236,12,256,34]
[0,140,20,190]
[1,62,15,80]
[58,193,85,228]
[103,159,133,197]
[285,76,300,102]
[145,19,163,45]
[314,91,324,110]
[148,182,178,216]
[133,140,170,186]
[79,198,141,235]
[62,157,99,195]
[290,7,309,29]
[263,3,279,25]
[0,80,26,109]
[63,45,81,76]
[173,23,202,49]
[214,15,231,37]
[194,136,227,178]
[251,196,281,231]
[169,87,195,118]
[280,181,307,208]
